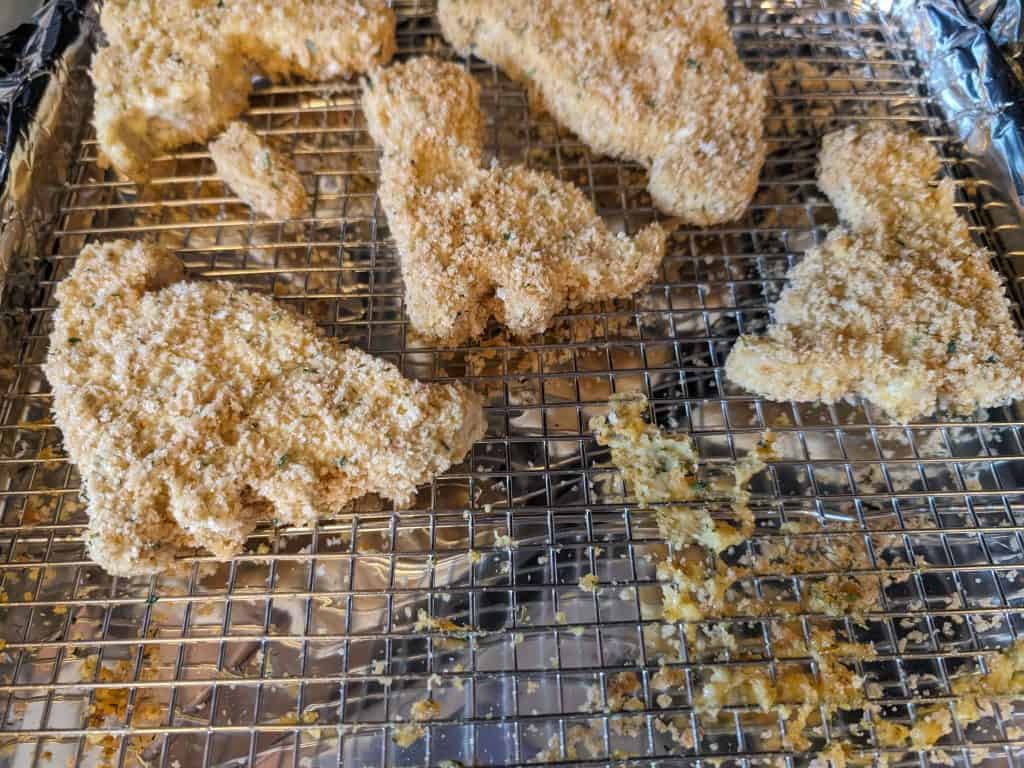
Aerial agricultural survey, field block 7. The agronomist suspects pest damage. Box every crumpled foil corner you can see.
[878,0,1024,214]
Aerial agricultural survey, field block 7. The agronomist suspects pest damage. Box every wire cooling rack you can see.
[3,1,1024,766]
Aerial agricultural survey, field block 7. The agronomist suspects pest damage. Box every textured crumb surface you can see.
[590,393,1024,753]
[209,122,308,219]
[92,0,396,179]
[438,0,766,224]
[361,58,667,345]
[726,126,1024,422]
[44,240,484,576]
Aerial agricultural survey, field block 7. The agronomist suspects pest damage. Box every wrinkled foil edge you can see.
[0,13,93,306]
[877,0,1024,215]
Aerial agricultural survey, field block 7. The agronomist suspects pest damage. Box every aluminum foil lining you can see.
[0,0,83,191]
[880,0,1024,213]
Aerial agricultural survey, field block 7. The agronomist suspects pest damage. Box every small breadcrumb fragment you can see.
[361,58,666,345]
[410,698,441,722]
[726,126,1024,422]
[92,0,396,179]
[438,0,766,224]
[209,122,308,219]
[414,609,472,635]
[651,665,687,692]
[579,573,600,593]
[392,722,425,748]
[44,240,484,576]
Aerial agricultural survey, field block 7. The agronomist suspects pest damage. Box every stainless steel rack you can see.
[2,1,1024,766]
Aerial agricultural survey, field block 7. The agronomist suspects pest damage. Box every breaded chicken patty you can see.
[92,0,396,180]
[209,122,308,219]
[361,58,667,345]
[438,0,766,225]
[726,127,1024,422]
[45,240,485,576]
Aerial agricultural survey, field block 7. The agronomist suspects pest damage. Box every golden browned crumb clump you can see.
[592,393,1024,755]
[726,126,1024,422]
[92,0,396,179]
[209,122,308,219]
[438,0,766,224]
[361,58,667,345]
[44,240,485,576]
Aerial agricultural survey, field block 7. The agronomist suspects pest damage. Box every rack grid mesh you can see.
[3,1,1024,766]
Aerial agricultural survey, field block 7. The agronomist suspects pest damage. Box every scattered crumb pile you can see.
[209,122,308,219]
[438,0,766,224]
[590,391,776,622]
[44,240,485,575]
[591,391,1024,759]
[726,126,1024,422]
[361,57,666,345]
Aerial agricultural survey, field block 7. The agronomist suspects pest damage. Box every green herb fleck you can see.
[276,453,290,469]
[305,38,317,56]
[686,58,700,69]
[68,337,81,345]
[502,231,513,242]
[947,340,957,355]
[986,354,997,363]
[335,457,348,468]
[302,366,319,374]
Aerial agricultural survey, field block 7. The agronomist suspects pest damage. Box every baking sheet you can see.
[1,1,1024,767]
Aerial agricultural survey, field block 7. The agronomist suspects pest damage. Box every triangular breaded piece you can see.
[45,240,484,575]
[726,126,1024,422]
[362,58,667,345]
[93,0,395,179]
[438,0,766,225]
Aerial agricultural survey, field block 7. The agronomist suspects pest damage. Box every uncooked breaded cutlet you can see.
[92,0,395,180]
[209,122,308,219]
[726,126,1024,422]
[44,240,485,576]
[361,58,667,346]
[438,0,766,225]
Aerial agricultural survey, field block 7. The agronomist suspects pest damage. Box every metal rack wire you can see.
[2,0,1024,766]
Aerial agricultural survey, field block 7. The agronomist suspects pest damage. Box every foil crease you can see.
[0,0,84,190]
[0,5,92,305]
[882,0,1024,212]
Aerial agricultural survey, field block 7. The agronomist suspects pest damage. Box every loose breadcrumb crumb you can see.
[726,126,1024,422]
[92,0,396,179]
[410,698,441,722]
[44,240,484,575]
[209,122,308,219]
[391,722,425,748]
[579,573,600,593]
[361,58,666,344]
[438,0,766,224]
[414,609,472,635]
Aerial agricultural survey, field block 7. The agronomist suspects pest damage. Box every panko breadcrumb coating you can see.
[209,122,308,219]
[438,0,766,225]
[726,126,1024,422]
[44,240,485,576]
[361,58,667,345]
[92,0,395,180]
